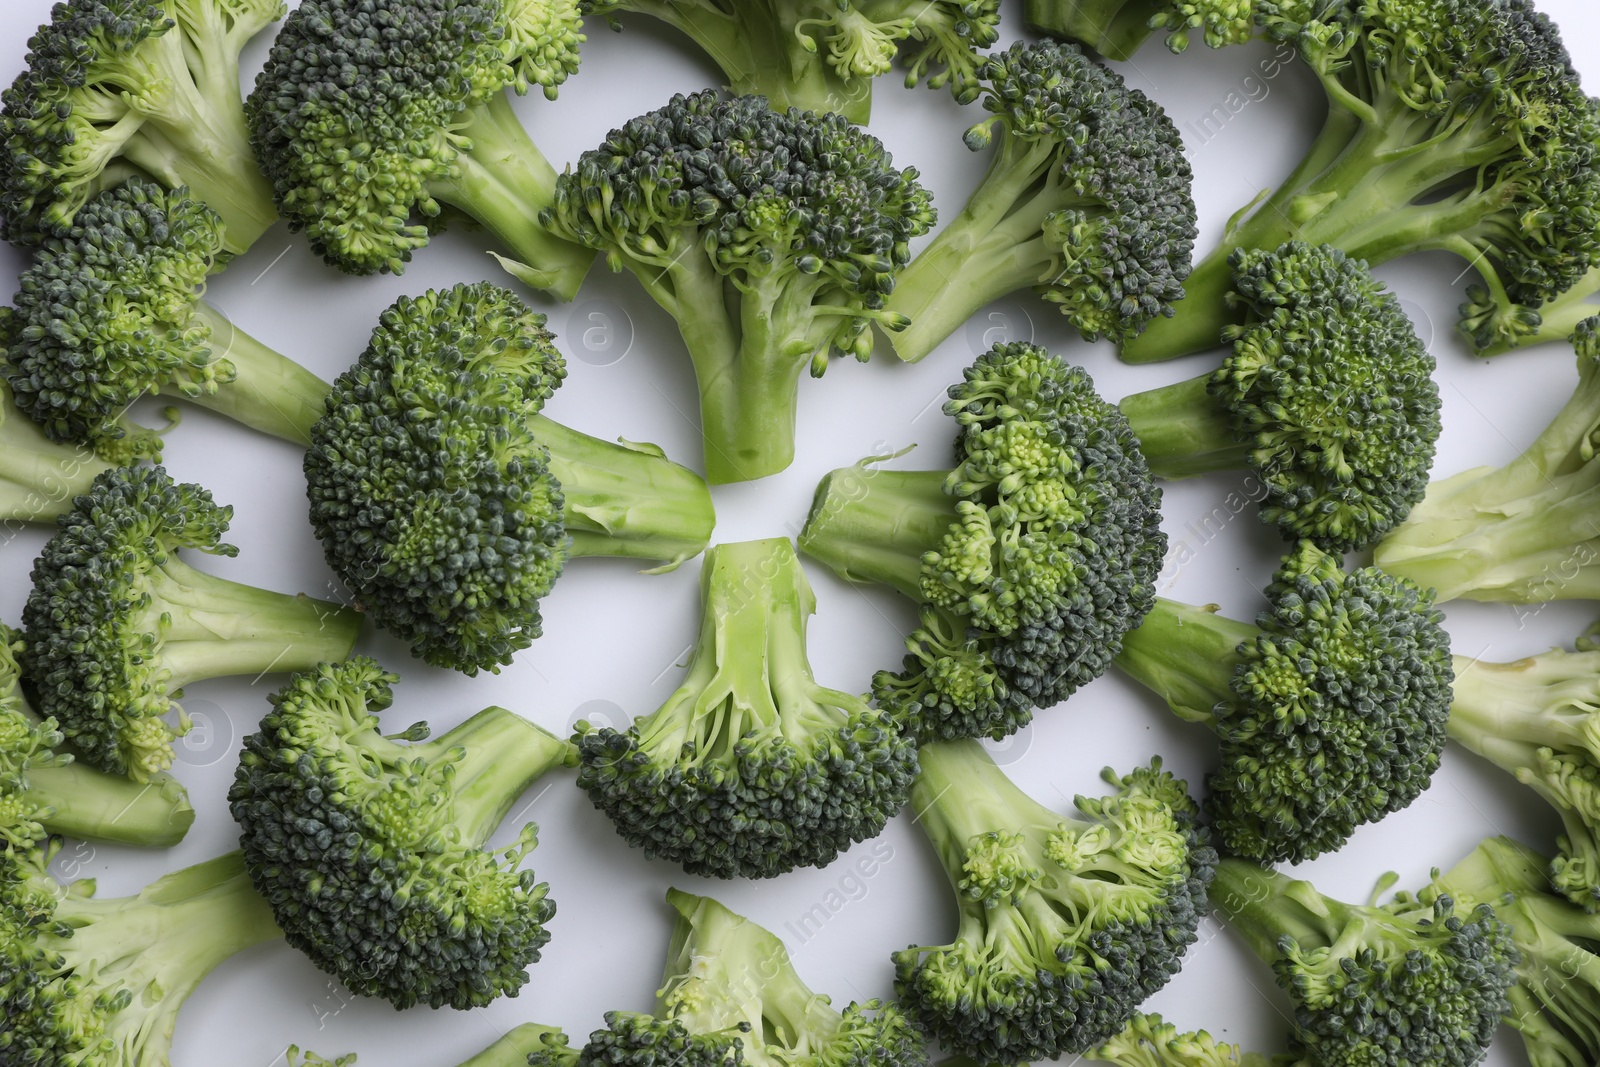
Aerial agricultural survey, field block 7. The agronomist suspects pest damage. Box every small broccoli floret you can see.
[1088,1014,1278,1067]
[585,1,999,123]
[1375,317,1600,602]
[458,1025,573,1067]
[1119,243,1441,551]
[1463,261,1600,357]
[4,179,332,455]
[576,538,916,879]
[799,341,1164,744]
[0,0,283,253]
[1123,0,1600,363]
[542,90,935,483]
[0,371,115,523]
[229,657,577,1009]
[305,281,714,674]
[0,847,283,1067]
[247,0,594,294]
[1115,541,1454,863]
[1024,0,1260,60]
[884,40,1196,364]
[22,465,362,780]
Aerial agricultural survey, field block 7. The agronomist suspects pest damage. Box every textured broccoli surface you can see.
[542,90,935,483]
[1023,0,1259,60]
[893,741,1215,1064]
[0,372,114,523]
[305,281,714,673]
[576,538,916,879]
[247,0,594,294]
[884,39,1195,363]
[1465,264,1600,357]
[1088,1014,1276,1067]
[0,0,283,253]
[799,341,1164,744]
[230,658,577,1009]
[1119,242,1440,552]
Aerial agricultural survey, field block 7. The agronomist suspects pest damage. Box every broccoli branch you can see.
[0,393,112,524]
[184,302,332,446]
[797,465,956,598]
[1117,374,1252,479]
[1113,598,1254,725]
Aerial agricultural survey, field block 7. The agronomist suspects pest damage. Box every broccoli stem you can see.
[179,302,332,446]
[1210,858,1366,964]
[1023,0,1160,61]
[1113,599,1253,725]
[1448,653,1600,762]
[911,739,1061,885]
[1477,268,1600,357]
[797,465,957,598]
[459,1024,571,1067]
[24,760,194,847]
[1117,374,1252,478]
[526,414,715,568]
[0,413,112,524]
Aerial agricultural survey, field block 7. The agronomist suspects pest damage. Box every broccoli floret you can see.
[1374,317,1600,602]
[883,40,1195,364]
[0,372,115,524]
[585,1,999,123]
[799,341,1164,744]
[892,741,1214,1064]
[1121,0,1600,363]
[1023,1,1260,60]
[1115,541,1454,863]
[1464,263,1600,358]
[0,847,283,1067]
[542,90,935,483]
[229,657,577,1009]
[1088,1014,1277,1067]
[1119,243,1441,552]
[3,179,333,455]
[575,537,917,879]
[0,0,283,254]
[305,281,715,673]
[22,464,362,780]
[247,0,595,295]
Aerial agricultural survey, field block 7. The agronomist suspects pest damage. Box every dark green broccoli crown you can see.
[968,40,1196,343]
[1210,542,1453,863]
[562,1014,744,1067]
[305,281,569,673]
[3,177,228,463]
[876,342,1165,743]
[1215,242,1441,551]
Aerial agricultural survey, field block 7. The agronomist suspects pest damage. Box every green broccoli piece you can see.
[1463,264,1600,358]
[575,537,916,879]
[4,179,333,455]
[892,741,1214,1064]
[305,281,715,674]
[1119,242,1441,552]
[0,372,115,524]
[541,90,935,483]
[246,0,594,295]
[798,341,1164,744]
[1023,0,1260,60]
[0,847,283,1067]
[22,464,362,781]
[458,1026,574,1067]
[229,657,577,1009]
[882,39,1196,363]
[585,1,999,123]
[1121,0,1600,363]
[1087,1014,1277,1067]
[1115,541,1454,863]
[0,0,283,254]
[1374,317,1600,603]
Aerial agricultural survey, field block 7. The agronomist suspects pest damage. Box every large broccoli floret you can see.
[0,847,283,1067]
[22,465,362,781]
[0,372,115,524]
[1116,541,1453,863]
[799,341,1164,744]
[1211,858,1516,1067]
[575,537,916,879]
[0,0,283,253]
[1374,317,1600,603]
[1023,0,1260,60]
[1122,0,1600,363]
[247,0,594,295]
[305,281,715,674]
[1119,243,1440,552]
[883,39,1195,363]
[585,1,999,123]
[4,179,333,456]
[542,90,935,483]
[229,657,577,1010]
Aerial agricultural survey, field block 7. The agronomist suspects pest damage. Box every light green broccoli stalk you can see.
[1087,1014,1278,1067]
[0,373,114,524]
[1023,0,1260,60]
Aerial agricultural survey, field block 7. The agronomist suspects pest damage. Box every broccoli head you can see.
[1119,242,1441,551]
[0,370,115,524]
[1024,0,1260,60]
[0,0,283,253]
[247,0,594,294]
[542,90,935,482]
[799,341,1164,744]
[229,657,577,1010]
[1088,1014,1277,1067]
[894,741,1215,1064]
[305,281,715,673]
[576,537,917,879]
[22,464,363,780]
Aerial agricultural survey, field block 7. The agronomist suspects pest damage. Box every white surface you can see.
[0,2,1597,1065]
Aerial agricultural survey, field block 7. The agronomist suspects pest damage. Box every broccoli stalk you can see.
[1464,265,1600,357]
[1023,0,1258,60]
[458,1027,573,1067]
[882,40,1195,363]
[0,374,114,523]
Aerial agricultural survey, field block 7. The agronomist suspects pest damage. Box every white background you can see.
[0,2,1597,1064]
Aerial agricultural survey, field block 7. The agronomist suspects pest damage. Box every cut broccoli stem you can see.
[1209,857,1361,964]
[0,415,111,524]
[1023,0,1160,61]
[1113,599,1254,724]
[1448,654,1600,759]
[911,739,1058,880]
[1118,374,1252,479]
[461,1025,571,1067]
[182,302,332,446]
[797,465,957,598]
[23,759,194,847]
